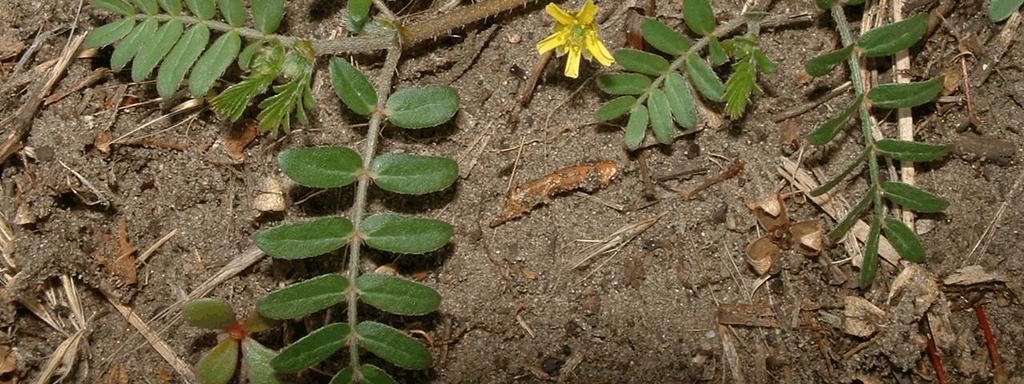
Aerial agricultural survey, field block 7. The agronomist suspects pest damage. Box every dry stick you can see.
[925,336,949,384]
[892,0,916,231]
[0,34,83,164]
[975,304,1009,384]
[100,288,198,383]
[679,160,744,200]
[771,81,852,123]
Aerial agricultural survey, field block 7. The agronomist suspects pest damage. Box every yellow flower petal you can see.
[564,46,582,78]
[545,3,576,25]
[586,30,614,66]
[536,30,569,54]
[576,0,598,25]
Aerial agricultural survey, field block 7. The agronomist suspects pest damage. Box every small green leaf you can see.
[595,96,637,121]
[131,19,183,82]
[111,18,157,70]
[198,339,239,384]
[237,42,264,71]
[257,71,313,133]
[356,321,431,370]
[257,274,348,320]
[156,24,210,98]
[724,55,758,119]
[218,0,246,27]
[816,0,837,9]
[828,191,872,241]
[370,153,458,195]
[331,364,397,384]
[255,217,355,260]
[641,18,691,55]
[810,95,863,145]
[860,214,882,289]
[252,0,285,33]
[190,31,241,97]
[990,0,1024,22]
[85,17,135,49]
[329,58,378,116]
[596,73,651,95]
[185,298,236,329]
[613,48,670,76]
[881,181,949,213]
[385,85,460,129]
[271,323,351,373]
[867,76,944,109]
[708,37,728,66]
[185,0,216,19]
[875,139,951,162]
[279,146,362,188]
[664,73,697,128]
[133,0,160,15]
[753,49,776,74]
[811,149,868,196]
[683,0,716,36]
[625,104,648,150]
[883,217,925,262]
[857,13,928,57]
[92,0,134,15]
[357,273,441,316]
[805,45,854,77]
[346,0,372,33]
[647,88,674,144]
[159,0,182,14]
[211,74,275,121]
[242,339,286,384]
[686,53,725,102]
[361,214,453,254]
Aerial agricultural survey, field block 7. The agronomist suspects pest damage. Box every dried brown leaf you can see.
[224,122,259,162]
[491,162,619,227]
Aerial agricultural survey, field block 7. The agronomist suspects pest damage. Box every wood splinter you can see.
[490,162,619,227]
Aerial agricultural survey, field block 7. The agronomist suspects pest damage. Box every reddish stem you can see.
[975,304,1009,383]
[226,322,248,340]
[925,338,949,384]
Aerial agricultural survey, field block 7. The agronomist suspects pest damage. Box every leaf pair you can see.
[806,13,928,77]
[278,146,459,195]
[808,77,944,147]
[255,213,453,259]
[271,320,430,378]
[257,272,439,323]
[330,58,461,129]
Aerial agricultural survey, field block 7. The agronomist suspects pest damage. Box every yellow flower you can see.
[536,0,615,79]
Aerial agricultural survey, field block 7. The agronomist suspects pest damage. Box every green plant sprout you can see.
[805,0,951,289]
[990,0,1024,22]
[184,298,283,384]
[594,0,776,149]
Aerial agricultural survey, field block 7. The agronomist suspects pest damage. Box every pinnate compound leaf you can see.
[255,217,354,260]
[385,86,460,129]
[810,95,862,145]
[875,139,950,162]
[92,0,134,15]
[257,274,348,320]
[185,298,236,329]
[860,214,882,289]
[331,364,397,384]
[346,0,373,33]
[370,153,457,195]
[641,18,691,55]
[596,73,651,95]
[111,18,157,70]
[85,17,135,49]
[279,146,362,188]
[664,73,698,128]
[990,0,1024,22]
[614,48,670,76]
[271,323,351,373]
[357,273,441,316]
[190,31,241,97]
[252,0,285,33]
[686,53,725,102]
[683,0,716,36]
[625,104,649,150]
[595,96,636,121]
[881,181,948,213]
[356,321,431,370]
[159,0,182,15]
[361,214,453,254]
[219,0,246,26]
[156,24,209,98]
[211,74,275,121]
[883,217,925,262]
[857,13,927,57]
[647,88,674,144]
[185,0,216,19]
[131,19,183,82]
[867,76,943,109]
[329,58,377,116]
[242,339,287,384]
[198,339,239,384]
[805,45,854,77]
[133,0,160,15]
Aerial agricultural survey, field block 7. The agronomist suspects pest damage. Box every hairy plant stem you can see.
[345,47,402,376]
[830,4,885,287]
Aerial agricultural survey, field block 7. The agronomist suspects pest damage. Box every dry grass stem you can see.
[136,229,178,266]
[569,212,667,284]
[100,288,197,383]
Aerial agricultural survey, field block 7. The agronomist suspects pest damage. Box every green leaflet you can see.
[111,17,157,70]
[828,191,872,241]
[385,85,460,129]
[184,298,237,329]
[257,74,313,133]
[990,0,1024,22]
[641,18,691,55]
[84,16,135,49]
[708,37,728,66]
[856,13,927,57]
[131,19,183,82]
[356,321,432,370]
[663,73,697,129]
[190,31,241,97]
[133,0,160,15]
[811,148,868,196]
[185,0,216,19]
[331,364,397,384]
[252,0,285,33]
[255,217,355,260]
[596,73,651,95]
[883,217,925,263]
[272,323,351,373]
[682,0,715,36]
[875,139,950,162]
[724,54,758,119]
[198,339,239,384]
[595,96,636,121]
[867,76,944,109]
[809,95,862,146]
[624,104,648,150]
[156,24,210,98]
[211,74,275,121]
[881,181,949,213]
[92,0,135,16]
[257,273,348,320]
[329,57,378,116]
[805,45,854,77]
[279,146,362,188]
[237,42,264,71]
[361,214,453,254]
[242,339,286,384]
[647,88,674,144]
[357,273,442,316]
[686,53,725,102]
[370,153,458,195]
[218,0,246,26]
[158,0,182,15]
[614,48,670,76]
[860,214,882,289]
[347,0,373,33]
